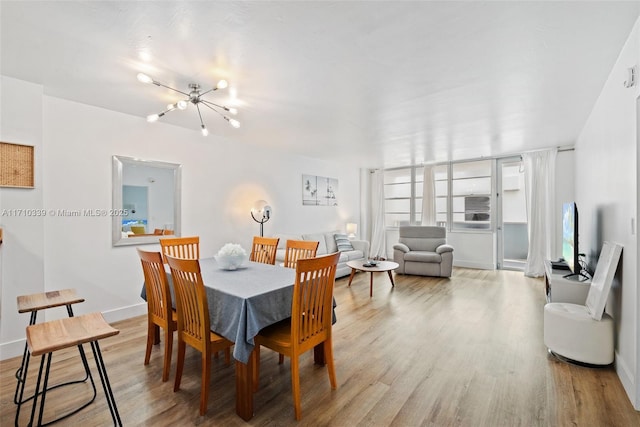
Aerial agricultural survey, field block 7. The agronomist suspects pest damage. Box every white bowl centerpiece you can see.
[215,243,248,270]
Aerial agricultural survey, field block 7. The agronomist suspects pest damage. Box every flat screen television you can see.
[562,202,580,275]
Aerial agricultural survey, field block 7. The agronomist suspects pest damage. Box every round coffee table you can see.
[346,260,399,297]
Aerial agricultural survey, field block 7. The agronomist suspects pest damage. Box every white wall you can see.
[574,17,639,408]
[0,76,361,359]
[0,77,45,359]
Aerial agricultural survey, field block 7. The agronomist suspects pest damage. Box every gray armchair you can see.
[393,226,454,277]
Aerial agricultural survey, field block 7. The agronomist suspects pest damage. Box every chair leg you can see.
[279,353,284,364]
[291,355,302,420]
[252,345,261,393]
[324,338,337,389]
[144,319,155,365]
[200,351,211,416]
[224,347,231,365]
[174,341,186,392]
[162,327,173,382]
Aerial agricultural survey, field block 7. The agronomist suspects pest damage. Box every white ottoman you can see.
[543,302,614,365]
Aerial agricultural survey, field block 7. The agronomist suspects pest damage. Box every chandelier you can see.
[137,73,240,136]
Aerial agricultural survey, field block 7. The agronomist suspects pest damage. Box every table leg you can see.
[347,268,356,286]
[235,355,254,421]
[370,272,374,297]
[387,270,395,287]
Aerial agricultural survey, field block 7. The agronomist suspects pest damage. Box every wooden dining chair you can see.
[159,236,200,263]
[137,249,177,382]
[166,255,234,416]
[283,239,320,269]
[253,252,340,420]
[278,239,321,364]
[249,236,279,265]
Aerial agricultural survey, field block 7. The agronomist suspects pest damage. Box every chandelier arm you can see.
[198,87,218,97]
[200,101,227,118]
[156,107,175,117]
[154,81,191,97]
[200,99,230,112]
[196,103,206,127]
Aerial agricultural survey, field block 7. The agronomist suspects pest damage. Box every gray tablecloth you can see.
[199,258,296,363]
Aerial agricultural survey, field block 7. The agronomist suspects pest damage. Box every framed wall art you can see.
[0,141,35,188]
[302,174,338,206]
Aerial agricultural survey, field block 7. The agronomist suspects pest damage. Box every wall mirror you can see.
[112,155,182,246]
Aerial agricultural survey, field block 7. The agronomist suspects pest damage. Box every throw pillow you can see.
[334,233,354,252]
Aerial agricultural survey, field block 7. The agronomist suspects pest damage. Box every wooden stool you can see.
[14,289,89,423]
[22,312,122,426]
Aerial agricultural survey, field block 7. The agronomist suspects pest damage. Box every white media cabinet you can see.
[544,260,591,304]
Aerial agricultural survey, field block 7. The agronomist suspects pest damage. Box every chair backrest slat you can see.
[284,239,319,269]
[291,253,339,348]
[250,236,279,265]
[166,255,209,351]
[160,236,200,264]
[138,249,172,326]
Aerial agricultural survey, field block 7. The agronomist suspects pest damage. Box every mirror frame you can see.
[112,155,182,246]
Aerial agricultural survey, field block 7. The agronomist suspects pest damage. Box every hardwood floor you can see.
[2,268,639,426]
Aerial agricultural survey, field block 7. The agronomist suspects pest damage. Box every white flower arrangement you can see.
[215,243,248,270]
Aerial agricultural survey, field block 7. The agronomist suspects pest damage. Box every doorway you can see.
[496,157,528,270]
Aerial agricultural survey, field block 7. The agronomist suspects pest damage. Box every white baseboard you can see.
[453,260,495,270]
[101,302,146,323]
[0,338,25,361]
[615,350,638,409]
[0,302,147,362]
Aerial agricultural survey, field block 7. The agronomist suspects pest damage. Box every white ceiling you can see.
[2,1,639,168]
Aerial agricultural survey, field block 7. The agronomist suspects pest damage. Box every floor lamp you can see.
[251,200,271,237]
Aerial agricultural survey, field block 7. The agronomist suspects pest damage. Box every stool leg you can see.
[36,353,54,427]
[25,353,50,427]
[66,305,92,383]
[14,311,37,405]
[91,340,122,426]
[14,351,32,426]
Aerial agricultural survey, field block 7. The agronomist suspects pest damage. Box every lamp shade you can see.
[251,200,272,237]
[251,200,271,219]
[346,223,357,239]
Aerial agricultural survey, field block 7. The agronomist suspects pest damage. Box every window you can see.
[434,164,449,227]
[384,166,423,226]
[451,160,492,230]
[384,160,494,232]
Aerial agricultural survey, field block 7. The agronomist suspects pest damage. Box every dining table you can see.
[141,257,330,420]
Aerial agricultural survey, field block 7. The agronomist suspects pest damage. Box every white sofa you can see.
[273,231,370,278]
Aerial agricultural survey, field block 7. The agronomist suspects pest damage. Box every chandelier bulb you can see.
[177,100,188,110]
[201,125,209,136]
[147,114,160,122]
[229,118,240,128]
[137,73,154,84]
[227,107,238,115]
[216,80,229,89]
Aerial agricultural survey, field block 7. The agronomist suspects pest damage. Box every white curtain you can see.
[421,165,435,225]
[523,148,557,277]
[369,169,386,258]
